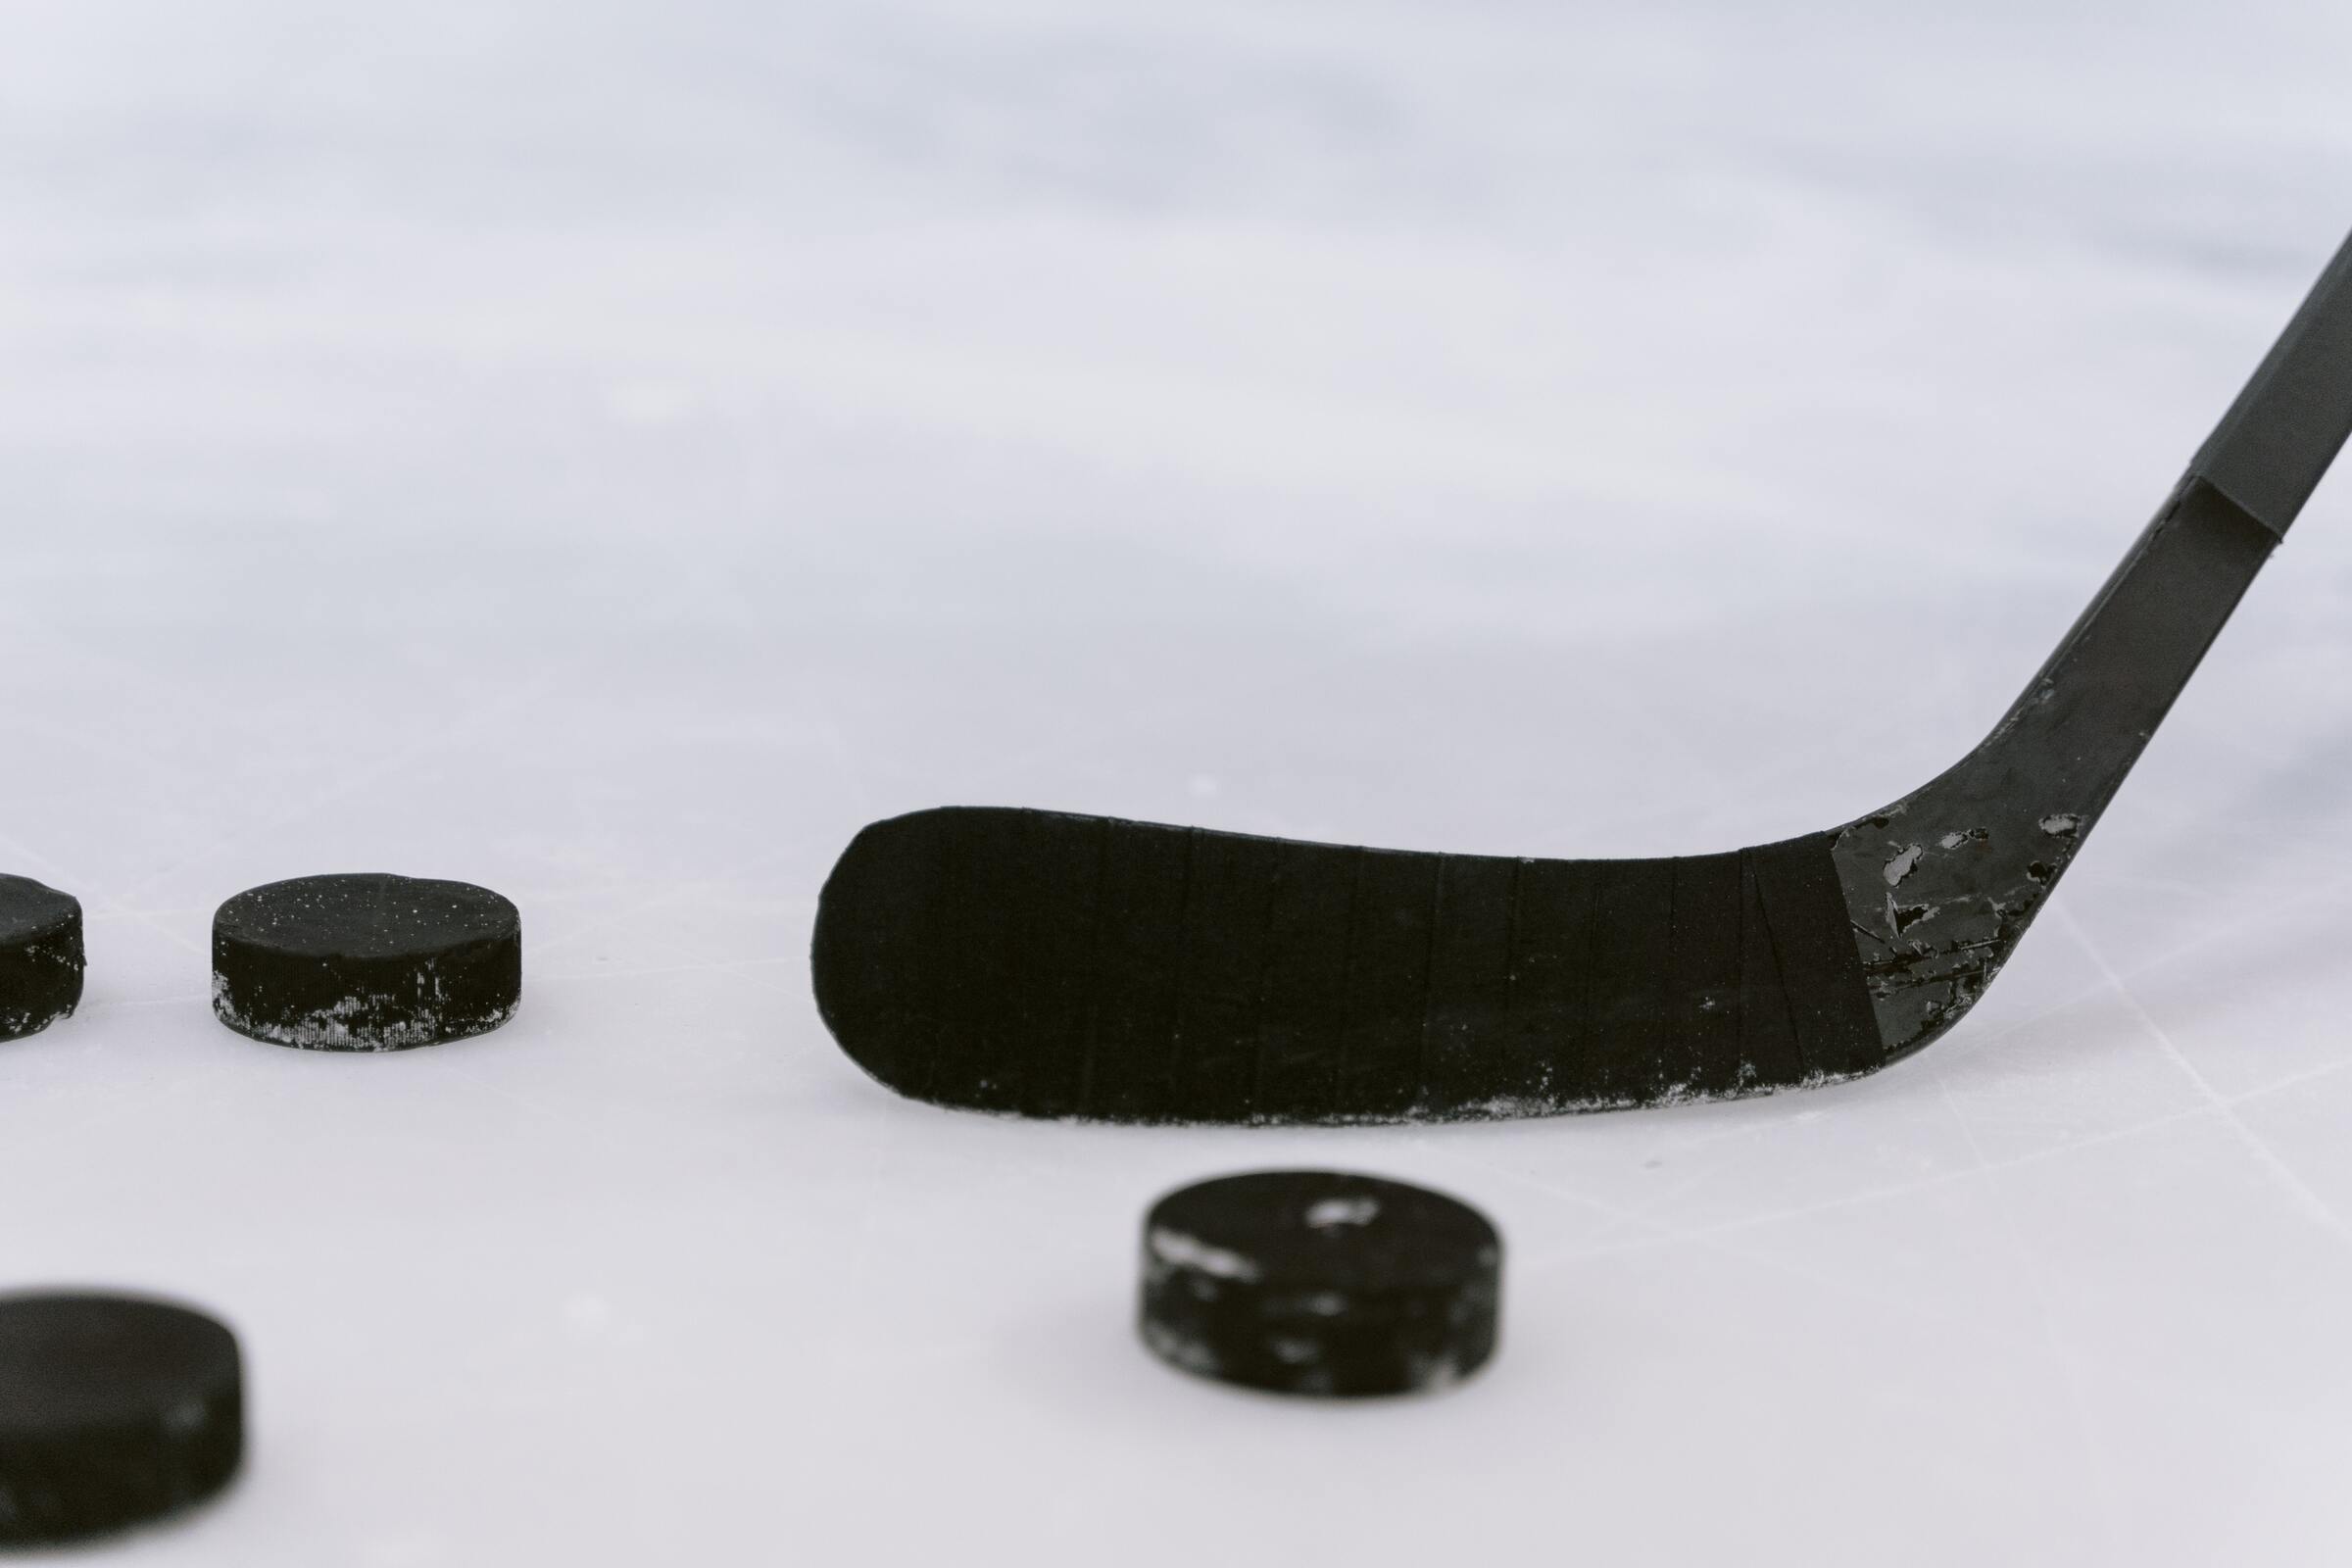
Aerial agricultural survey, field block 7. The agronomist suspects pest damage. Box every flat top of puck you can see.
[0,873,78,947]
[0,1291,240,1439]
[215,873,518,961]
[1146,1169,1498,1295]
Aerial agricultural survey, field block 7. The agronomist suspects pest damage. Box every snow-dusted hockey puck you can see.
[0,1291,243,1544]
[212,873,521,1051]
[0,874,84,1043]
[1139,1170,1501,1397]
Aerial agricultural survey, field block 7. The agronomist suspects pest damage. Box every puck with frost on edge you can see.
[0,1291,244,1545]
[0,873,85,1043]
[212,872,521,1052]
[1139,1169,1502,1397]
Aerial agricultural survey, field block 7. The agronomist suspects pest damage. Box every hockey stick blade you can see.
[812,224,2352,1123]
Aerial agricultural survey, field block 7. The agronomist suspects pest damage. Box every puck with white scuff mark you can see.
[1139,1170,1501,1397]
[0,874,84,1043]
[0,1291,244,1545]
[212,873,521,1051]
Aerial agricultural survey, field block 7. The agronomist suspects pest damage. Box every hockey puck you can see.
[0,1291,243,1544]
[1139,1170,1501,1397]
[0,874,84,1043]
[212,873,521,1051]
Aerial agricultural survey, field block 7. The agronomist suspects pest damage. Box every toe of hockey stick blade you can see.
[811,221,2352,1124]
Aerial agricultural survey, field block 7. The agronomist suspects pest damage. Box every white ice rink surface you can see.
[6,3,2352,1562]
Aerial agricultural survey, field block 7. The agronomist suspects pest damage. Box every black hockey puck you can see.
[212,873,521,1052]
[0,1291,243,1545]
[1139,1170,1501,1397]
[0,874,84,1043]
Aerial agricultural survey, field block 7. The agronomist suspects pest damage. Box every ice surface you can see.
[3,1,2352,1563]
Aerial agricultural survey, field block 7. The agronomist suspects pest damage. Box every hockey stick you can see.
[812,224,2352,1123]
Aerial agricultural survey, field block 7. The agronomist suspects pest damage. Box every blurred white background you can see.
[4,2,2352,1562]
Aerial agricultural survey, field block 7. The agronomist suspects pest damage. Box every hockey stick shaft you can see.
[2190,225,2352,536]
